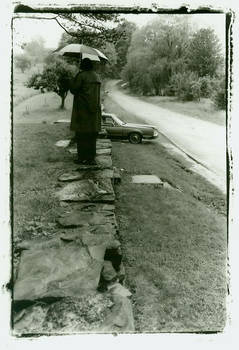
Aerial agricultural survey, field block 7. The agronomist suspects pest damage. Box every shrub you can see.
[169,72,222,102]
[198,76,214,98]
[191,80,202,101]
[169,71,200,101]
[213,78,226,110]
[26,57,77,108]
[26,73,43,90]
[14,54,31,73]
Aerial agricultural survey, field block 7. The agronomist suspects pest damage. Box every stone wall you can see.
[13,137,135,335]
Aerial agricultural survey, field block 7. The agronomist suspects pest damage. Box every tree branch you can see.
[54,17,79,38]
[58,13,106,32]
[13,15,58,20]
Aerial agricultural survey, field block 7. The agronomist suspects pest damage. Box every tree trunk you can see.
[60,92,67,109]
[60,96,65,109]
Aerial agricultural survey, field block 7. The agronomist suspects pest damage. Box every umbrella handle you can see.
[77,53,82,66]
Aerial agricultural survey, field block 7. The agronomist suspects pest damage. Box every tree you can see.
[99,42,118,78]
[122,51,153,95]
[149,58,171,95]
[122,16,192,96]
[14,54,31,73]
[56,13,119,48]
[186,28,223,77]
[26,57,77,109]
[54,15,137,80]
[112,20,137,72]
[22,36,49,64]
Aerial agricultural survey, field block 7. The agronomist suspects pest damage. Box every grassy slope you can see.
[13,123,73,241]
[140,96,226,126]
[13,67,42,107]
[104,97,227,332]
[118,84,225,126]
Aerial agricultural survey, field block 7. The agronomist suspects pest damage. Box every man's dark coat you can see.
[69,70,101,133]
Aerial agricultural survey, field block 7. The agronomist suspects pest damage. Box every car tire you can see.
[128,132,142,144]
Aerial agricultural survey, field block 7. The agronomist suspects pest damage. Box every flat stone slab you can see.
[60,224,117,241]
[57,209,117,229]
[16,237,62,252]
[101,295,135,332]
[95,155,112,169]
[81,233,119,249]
[14,304,50,335]
[97,138,111,142]
[58,169,115,182]
[56,179,115,202]
[54,119,70,124]
[74,203,115,212]
[14,240,105,302]
[108,283,132,297]
[74,164,102,171]
[55,140,71,148]
[58,203,115,217]
[97,141,112,149]
[96,148,112,155]
[14,292,134,334]
[68,147,111,156]
[59,230,119,249]
[132,175,164,184]
[58,172,84,182]
[74,160,112,171]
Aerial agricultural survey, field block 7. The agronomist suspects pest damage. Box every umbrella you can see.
[55,44,108,62]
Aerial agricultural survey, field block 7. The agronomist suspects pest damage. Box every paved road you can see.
[107,80,226,190]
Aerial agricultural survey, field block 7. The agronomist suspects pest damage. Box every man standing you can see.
[69,58,101,165]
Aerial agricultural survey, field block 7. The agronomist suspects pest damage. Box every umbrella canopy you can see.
[55,44,108,62]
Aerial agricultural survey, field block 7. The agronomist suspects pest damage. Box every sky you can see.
[13,13,226,54]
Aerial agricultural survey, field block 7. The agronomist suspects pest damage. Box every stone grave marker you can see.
[132,175,164,185]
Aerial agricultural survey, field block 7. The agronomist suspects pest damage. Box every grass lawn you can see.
[104,96,227,332]
[13,70,74,243]
[13,122,73,242]
[141,96,226,126]
[13,66,43,107]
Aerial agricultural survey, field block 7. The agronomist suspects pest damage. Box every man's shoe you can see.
[68,138,76,147]
[85,159,97,165]
[74,159,86,165]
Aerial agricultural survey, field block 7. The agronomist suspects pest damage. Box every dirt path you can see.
[106,80,226,190]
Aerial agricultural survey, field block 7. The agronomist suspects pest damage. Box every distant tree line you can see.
[121,16,225,109]
[20,14,225,110]
[14,36,50,72]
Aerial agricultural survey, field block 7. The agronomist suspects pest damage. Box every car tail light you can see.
[153,129,159,137]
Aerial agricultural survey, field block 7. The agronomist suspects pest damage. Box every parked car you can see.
[101,112,159,144]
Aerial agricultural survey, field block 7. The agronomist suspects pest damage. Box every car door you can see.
[104,116,122,137]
